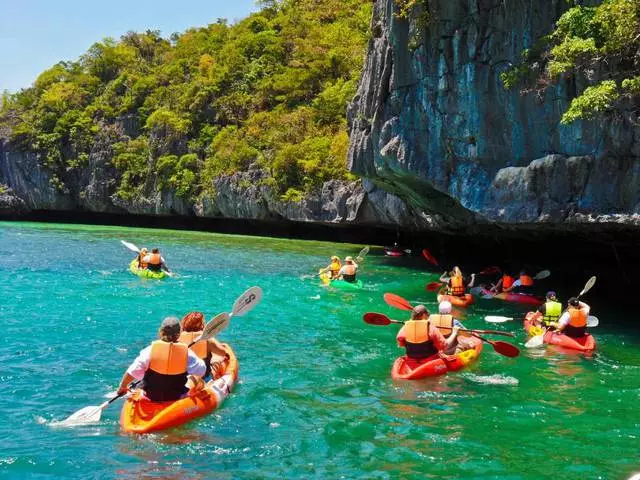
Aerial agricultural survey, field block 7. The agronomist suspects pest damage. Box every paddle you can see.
[58,287,262,426]
[363,312,515,337]
[355,246,370,264]
[484,316,513,323]
[479,266,501,275]
[422,248,439,266]
[383,293,413,311]
[425,282,443,292]
[468,333,520,357]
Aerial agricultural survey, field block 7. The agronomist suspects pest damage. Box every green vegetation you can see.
[500,0,640,124]
[0,0,370,201]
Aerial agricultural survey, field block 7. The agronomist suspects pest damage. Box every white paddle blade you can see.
[231,286,262,317]
[121,240,140,253]
[587,316,599,327]
[580,276,597,297]
[534,270,551,280]
[55,403,106,426]
[198,313,230,342]
[525,334,545,348]
[484,316,513,323]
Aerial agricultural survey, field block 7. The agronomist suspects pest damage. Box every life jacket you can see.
[519,274,534,286]
[146,253,162,272]
[428,314,453,337]
[142,340,188,402]
[502,275,515,290]
[404,320,438,359]
[449,275,465,296]
[138,253,148,269]
[543,300,562,323]
[178,331,207,359]
[567,306,587,328]
[330,261,341,278]
[342,264,357,283]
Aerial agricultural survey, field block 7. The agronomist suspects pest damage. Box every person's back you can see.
[537,292,562,326]
[143,340,189,402]
[559,298,589,338]
[145,248,163,272]
[339,256,358,283]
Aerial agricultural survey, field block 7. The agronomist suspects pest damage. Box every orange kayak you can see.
[120,344,238,434]
[437,288,475,308]
[391,336,483,380]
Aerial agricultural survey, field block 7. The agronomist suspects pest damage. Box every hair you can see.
[181,311,205,332]
[159,316,181,342]
[568,297,580,307]
[152,248,160,254]
[452,266,462,276]
[411,305,429,320]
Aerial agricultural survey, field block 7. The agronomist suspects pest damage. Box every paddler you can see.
[338,256,358,283]
[396,305,461,360]
[143,247,170,273]
[116,317,206,402]
[556,298,590,338]
[493,269,534,294]
[535,291,562,328]
[137,247,149,269]
[319,256,342,280]
[179,312,229,379]
[439,266,475,297]
[432,301,474,354]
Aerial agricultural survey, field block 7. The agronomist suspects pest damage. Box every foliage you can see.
[500,0,640,123]
[0,0,372,200]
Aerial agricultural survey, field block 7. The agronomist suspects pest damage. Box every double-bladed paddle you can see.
[57,286,262,426]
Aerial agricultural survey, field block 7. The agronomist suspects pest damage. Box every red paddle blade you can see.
[425,282,442,292]
[493,341,520,358]
[422,249,439,266]
[383,293,413,311]
[363,312,391,325]
[479,266,501,275]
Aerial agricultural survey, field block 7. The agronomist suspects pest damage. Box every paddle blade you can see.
[493,341,520,357]
[469,286,485,295]
[363,312,392,326]
[525,334,545,348]
[533,270,551,280]
[231,286,262,317]
[120,240,140,253]
[421,249,439,266]
[484,316,513,323]
[55,403,106,426]
[198,312,230,342]
[425,282,442,292]
[580,276,597,297]
[383,293,413,311]
[587,315,599,327]
[355,246,370,263]
[479,266,501,275]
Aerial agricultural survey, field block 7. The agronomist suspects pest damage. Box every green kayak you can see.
[129,259,166,280]
[329,279,363,291]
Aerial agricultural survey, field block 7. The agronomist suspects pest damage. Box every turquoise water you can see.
[0,221,638,479]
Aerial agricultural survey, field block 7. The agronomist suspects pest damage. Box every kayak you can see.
[391,336,483,380]
[524,312,596,352]
[319,272,363,290]
[437,288,474,308]
[384,246,406,257]
[479,286,542,306]
[129,259,166,280]
[120,344,238,434]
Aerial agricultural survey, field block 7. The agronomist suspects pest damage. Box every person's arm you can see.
[536,304,546,315]
[504,279,520,293]
[187,350,206,377]
[429,325,450,352]
[396,325,407,347]
[579,301,590,316]
[467,273,476,288]
[117,372,135,396]
[117,347,151,395]
[490,279,502,293]
[207,338,229,359]
[439,271,449,283]
[557,311,571,331]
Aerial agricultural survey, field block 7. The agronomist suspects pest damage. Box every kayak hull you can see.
[481,287,542,306]
[384,247,405,257]
[391,336,483,380]
[129,259,166,280]
[120,345,238,434]
[437,289,475,308]
[320,272,363,290]
[524,312,596,352]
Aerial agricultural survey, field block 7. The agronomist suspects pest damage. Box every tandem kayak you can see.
[319,272,363,291]
[479,286,542,306]
[129,259,166,280]
[437,288,474,308]
[391,336,483,380]
[120,344,238,434]
[524,312,596,352]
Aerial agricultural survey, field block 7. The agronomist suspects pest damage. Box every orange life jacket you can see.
[428,314,453,337]
[502,275,515,290]
[178,331,207,359]
[147,253,162,265]
[142,340,188,402]
[449,275,465,296]
[404,320,438,359]
[568,307,587,328]
[519,274,534,286]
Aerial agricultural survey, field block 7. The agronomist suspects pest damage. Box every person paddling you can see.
[440,266,475,297]
[535,291,562,328]
[431,301,474,354]
[319,256,341,280]
[179,312,229,379]
[116,317,206,402]
[143,248,170,273]
[557,298,591,338]
[396,305,460,361]
[137,248,149,269]
[338,256,358,283]
[495,270,534,294]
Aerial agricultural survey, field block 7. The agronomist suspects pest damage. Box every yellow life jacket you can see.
[543,301,562,323]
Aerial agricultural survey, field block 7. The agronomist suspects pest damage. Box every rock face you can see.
[348,0,640,231]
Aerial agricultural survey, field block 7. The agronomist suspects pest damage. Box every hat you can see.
[141,248,148,253]
[331,256,339,261]
[439,301,452,314]
[160,316,181,335]
[412,304,427,315]
[345,256,354,262]
[546,291,556,299]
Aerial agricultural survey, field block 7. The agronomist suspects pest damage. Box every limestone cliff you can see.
[348,0,640,231]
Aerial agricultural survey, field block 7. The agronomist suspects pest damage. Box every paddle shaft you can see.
[374,317,514,336]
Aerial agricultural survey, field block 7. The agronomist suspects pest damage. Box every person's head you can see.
[331,255,340,262]
[568,297,580,307]
[452,266,462,277]
[140,248,148,255]
[181,311,205,332]
[520,270,527,276]
[546,291,557,301]
[345,256,354,264]
[152,248,160,254]
[411,304,429,320]
[158,316,181,342]
[439,301,452,314]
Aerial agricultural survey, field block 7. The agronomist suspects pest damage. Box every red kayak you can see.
[479,287,542,306]
[437,288,474,308]
[392,336,483,380]
[524,312,596,352]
